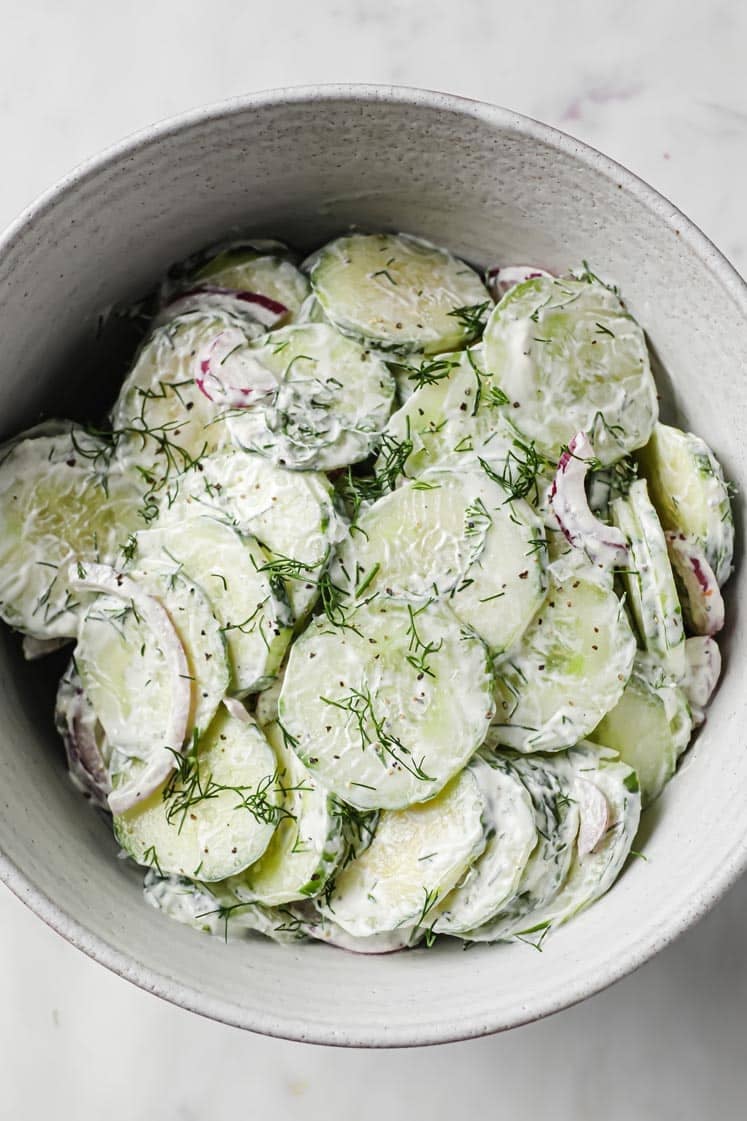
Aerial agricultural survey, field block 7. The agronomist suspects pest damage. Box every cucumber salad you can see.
[0,234,733,953]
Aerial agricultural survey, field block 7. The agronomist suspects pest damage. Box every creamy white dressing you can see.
[1,234,731,956]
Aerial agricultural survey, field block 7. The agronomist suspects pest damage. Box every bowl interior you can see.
[0,88,744,1046]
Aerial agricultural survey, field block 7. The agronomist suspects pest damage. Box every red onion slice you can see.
[549,431,629,569]
[56,670,112,809]
[486,265,553,301]
[68,563,192,814]
[195,327,278,409]
[159,285,289,329]
[575,777,610,858]
[665,532,725,636]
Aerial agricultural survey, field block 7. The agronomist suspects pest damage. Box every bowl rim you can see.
[0,83,745,1048]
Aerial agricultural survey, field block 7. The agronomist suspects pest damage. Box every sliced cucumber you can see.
[309,233,491,355]
[332,466,546,654]
[163,449,345,622]
[0,430,145,638]
[299,906,419,953]
[318,768,486,937]
[277,597,494,810]
[227,322,395,470]
[111,311,252,495]
[591,655,692,805]
[433,755,537,935]
[225,721,344,905]
[115,707,279,881]
[483,275,658,463]
[682,636,721,723]
[128,562,230,738]
[637,422,734,586]
[611,478,686,679]
[378,348,516,481]
[489,569,636,752]
[194,244,310,317]
[142,871,305,943]
[462,753,579,942]
[55,661,111,808]
[496,743,641,936]
[131,518,293,695]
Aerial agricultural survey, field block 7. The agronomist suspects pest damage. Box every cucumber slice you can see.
[462,753,579,943]
[377,348,516,480]
[332,466,547,654]
[591,655,692,805]
[611,478,686,679]
[489,569,636,752]
[682,636,721,723]
[194,245,310,317]
[163,450,345,622]
[318,768,486,937]
[495,744,641,937]
[142,872,304,943]
[254,669,284,727]
[132,518,293,695]
[227,322,396,470]
[299,906,419,953]
[128,562,230,739]
[432,755,537,935]
[225,721,344,905]
[55,661,111,809]
[637,422,734,586]
[115,707,280,881]
[483,275,658,464]
[0,430,145,638]
[278,597,494,810]
[110,312,252,496]
[309,233,491,355]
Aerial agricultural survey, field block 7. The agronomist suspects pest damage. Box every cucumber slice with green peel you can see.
[297,905,419,953]
[227,322,396,471]
[332,466,547,654]
[193,245,310,318]
[432,755,537,935]
[611,478,686,679]
[637,422,734,586]
[163,450,345,622]
[0,431,146,639]
[131,518,293,696]
[590,656,692,805]
[461,753,580,943]
[318,768,486,937]
[115,707,280,881]
[55,662,112,809]
[142,871,305,943]
[488,569,636,752]
[127,562,230,740]
[309,233,491,355]
[110,311,253,497]
[225,721,344,905]
[488,744,641,939]
[682,636,721,724]
[278,597,494,810]
[72,566,194,812]
[483,275,658,464]
[378,348,516,481]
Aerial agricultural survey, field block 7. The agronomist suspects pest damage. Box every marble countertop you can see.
[1,1,746,1117]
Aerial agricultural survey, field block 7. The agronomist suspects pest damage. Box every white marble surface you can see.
[1,0,746,1116]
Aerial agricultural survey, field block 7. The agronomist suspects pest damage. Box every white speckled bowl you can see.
[0,86,744,1046]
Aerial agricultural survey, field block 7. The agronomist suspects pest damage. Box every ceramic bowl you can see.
[0,86,744,1047]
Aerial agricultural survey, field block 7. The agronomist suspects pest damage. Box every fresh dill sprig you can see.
[447,300,492,335]
[320,687,433,782]
[161,734,294,834]
[405,603,443,679]
[479,438,550,506]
